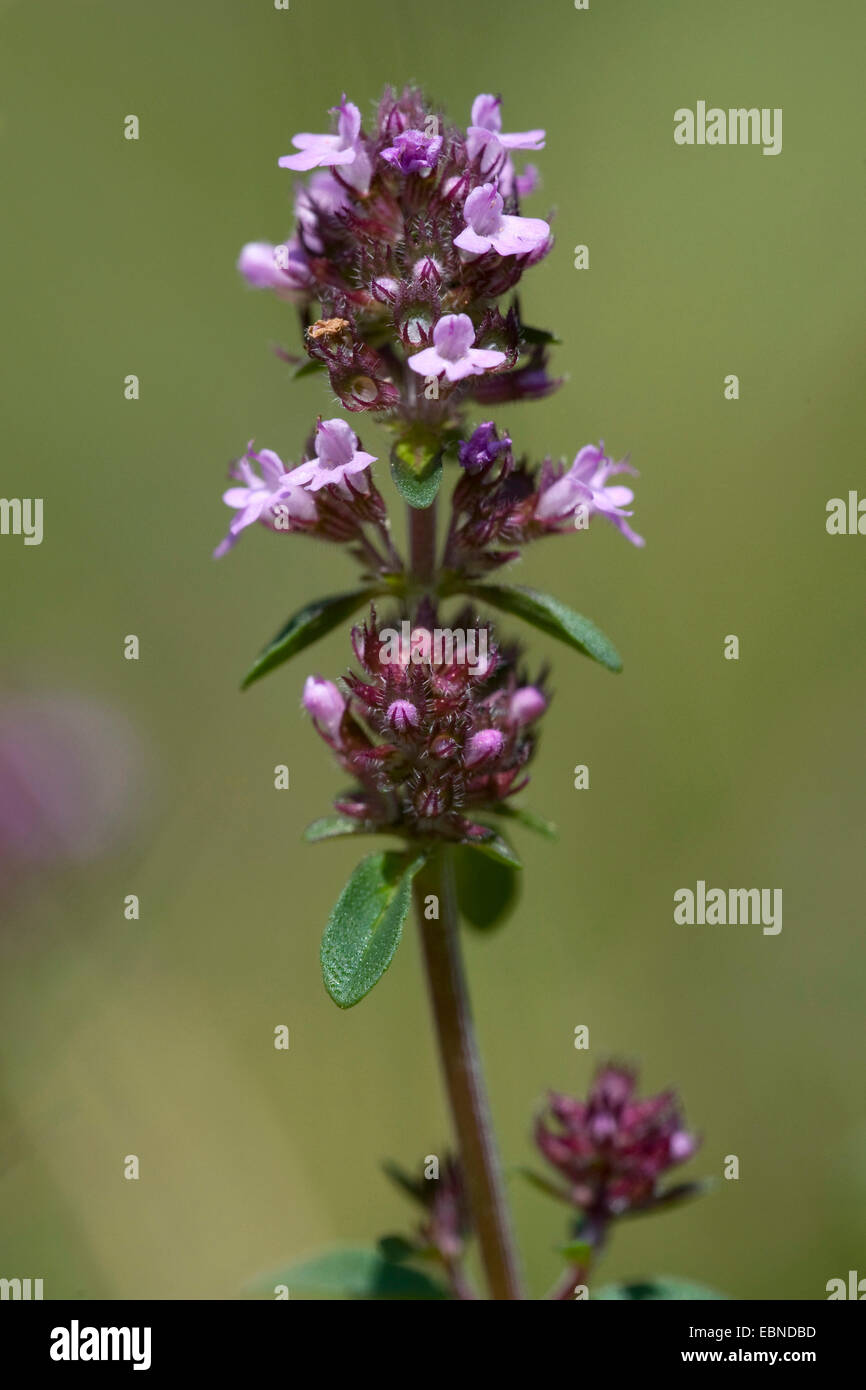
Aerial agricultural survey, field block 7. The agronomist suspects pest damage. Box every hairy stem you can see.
[413,848,524,1300]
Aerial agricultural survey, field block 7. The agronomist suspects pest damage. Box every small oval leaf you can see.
[303,815,371,843]
[461,583,622,673]
[521,325,562,347]
[252,1247,449,1300]
[242,588,380,690]
[292,358,328,381]
[321,851,424,1007]
[390,427,444,509]
[454,843,520,930]
[489,803,558,841]
[466,830,523,869]
[594,1277,728,1301]
[513,1166,570,1203]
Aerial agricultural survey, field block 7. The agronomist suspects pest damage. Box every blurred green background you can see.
[1,0,864,1299]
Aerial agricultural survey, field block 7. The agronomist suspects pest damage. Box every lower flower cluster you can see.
[302,602,548,841]
[535,1064,701,1225]
[384,1064,705,1299]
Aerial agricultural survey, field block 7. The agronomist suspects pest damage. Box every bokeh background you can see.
[1,0,863,1299]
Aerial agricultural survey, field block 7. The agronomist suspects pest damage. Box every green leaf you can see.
[489,803,558,841]
[461,583,622,673]
[254,1247,449,1300]
[292,358,327,380]
[559,1240,592,1265]
[454,843,520,930]
[626,1178,717,1216]
[382,1159,424,1203]
[390,426,444,509]
[303,815,371,843]
[521,325,562,347]
[467,830,523,869]
[594,1278,728,1301]
[321,851,424,1008]
[376,1235,417,1264]
[513,1166,570,1203]
[242,588,380,690]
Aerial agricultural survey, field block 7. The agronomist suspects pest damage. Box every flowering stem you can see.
[408,498,437,585]
[413,847,524,1300]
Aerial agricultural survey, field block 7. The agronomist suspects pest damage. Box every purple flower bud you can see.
[509,686,547,726]
[670,1130,696,1161]
[464,727,504,767]
[386,699,419,732]
[303,675,345,742]
[371,275,400,303]
[412,255,442,284]
[237,239,313,298]
[430,734,459,759]
[458,421,512,475]
[385,1154,471,1262]
[381,129,443,177]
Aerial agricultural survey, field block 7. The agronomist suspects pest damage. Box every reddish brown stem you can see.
[413,849,524,1300]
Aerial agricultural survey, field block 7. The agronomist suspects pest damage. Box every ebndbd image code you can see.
[1,0,864,1353]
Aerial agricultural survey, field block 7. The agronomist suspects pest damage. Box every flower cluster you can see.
[302,603,548,842]
[534,1064,699,1223]
[443,424,644,577]
[385,1154,471,1265]
[254,88,552,419]
[216,87,641,568]
[213,419,402,575]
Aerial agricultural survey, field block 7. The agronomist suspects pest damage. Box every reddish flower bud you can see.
[387,698,419,731]
[535,1065,701,1220]
[464,727,504,767]
[509,686,547,726]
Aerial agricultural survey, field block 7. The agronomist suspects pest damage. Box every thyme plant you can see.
[217,87,709,1302]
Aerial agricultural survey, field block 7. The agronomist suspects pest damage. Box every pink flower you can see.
[291,418,377,493]
[536,443,645,547]
[454,184,550,259]
[279,97,371,194]
[470,94,545,152]
[515,165,540,198]
[279,95,369,193]
[237,238,313,299]
[294,171,351,253]
[407,313,506,383]
[214,446,316,557]
[468,94,545,197]
[302,676,346,744]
